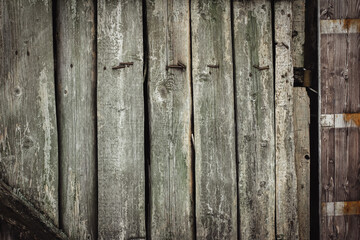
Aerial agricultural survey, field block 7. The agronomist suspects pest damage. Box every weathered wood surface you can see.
[320,0,360,238]
[293,88,310,240]
[320,0,360,19]
[97,1,146,239]
[0,181,67,240]
[55,1,97,239]
[146,0,193,238]
[292,1,311,239]
[233,1,275,239]
[0,0,58,225]
[274,1,299,239]
[191,1,237,239]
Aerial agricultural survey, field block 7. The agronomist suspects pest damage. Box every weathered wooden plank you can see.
[320,19,360,34]
[320,0,360,19]
[0,180,67,240]
[232,1,275,239]
[274,1,299,239]
[321,113,360,128]
[54,0,96,239]
[146,0,193,238]
[0,0,58,224]
[191,1,237,239]
[97,1,146,239]
[322,201,360,216]
[293,88,310,240]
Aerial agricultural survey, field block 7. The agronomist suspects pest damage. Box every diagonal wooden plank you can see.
[146,0,193,238]
[191,1,237,239]
[232,0,275,239]
[54,0,97,238]
[0,0,58,225]
[97,1,146,239]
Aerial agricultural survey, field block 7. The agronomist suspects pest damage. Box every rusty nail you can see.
[207,64,219,68]
[119,62,134,67]
[253,65,269,71]
[112,65,126,70]
[280,42,289,49]
[166,62,186,71]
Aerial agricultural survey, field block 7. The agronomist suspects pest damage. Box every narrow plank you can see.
[0,0,58,224]
[322,201,360,216]
[321,113,360,128]
[191,1,237,238]
[232,1,275,239]
[146,0,193,238]
[320,0,360,19]
[321,19,360,34]
[54,0,97,239]
[294,88,310,240]
[320,128,335,239]
[0,181,67,240]
[274,1,299,239]
[97,1,146,239]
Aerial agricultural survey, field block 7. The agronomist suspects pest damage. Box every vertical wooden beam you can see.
[292,0,311,239]
[97,1,146,239]
[293,88,310,240]
[274,0,299,239]
[191,1,237,239]
[55,0,97,239]
[233,1,275,239]
[0,0,58,225]
[146,0,193,238]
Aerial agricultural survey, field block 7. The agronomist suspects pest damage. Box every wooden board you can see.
[54,0,97,239]
[293,88,310,240]
[0,181,67,240]
[97,1,146,239]
[0,0,58,224]
[274,1,299,239]
[191,1,237,238]
[320,0,360,239]
[146,0,193,238]
[232,1,275,239]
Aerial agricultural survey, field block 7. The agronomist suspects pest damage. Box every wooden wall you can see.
[0,0,314,239]
[320,0,360,239]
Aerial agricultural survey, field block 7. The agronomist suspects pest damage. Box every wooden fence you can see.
[0,0,314,239]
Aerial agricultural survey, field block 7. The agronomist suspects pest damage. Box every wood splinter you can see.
[253,65,269,71]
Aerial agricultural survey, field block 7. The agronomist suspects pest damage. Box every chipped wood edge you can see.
[0,181,67,239]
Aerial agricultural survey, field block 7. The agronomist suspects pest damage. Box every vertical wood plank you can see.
[292,1,311,239]
[0,0,58,224]
[97,1,146,239]
[274,1,299,239]
[55,0,97,239]
[232,1,275,239]
[293,88,310,240]
[191,1,237,238]
[146,0,193,238]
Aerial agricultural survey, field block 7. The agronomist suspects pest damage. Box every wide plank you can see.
[54,0,97,239]
[191,1,237,238]
[232,0,275,239]
[146,0,193,238]
[97,1,146,239]
[0,0,58,224]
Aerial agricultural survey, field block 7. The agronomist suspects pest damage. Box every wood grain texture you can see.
[146,0,193,238]
[320,0,360,19]
[97,1,146,239]
[0,180,67,240]
[232,1,275,239]
[274,1,299,239]
[0,0,58,224]
[54,0,97,239]
[191,1,237,239]
[293,88,310,240]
